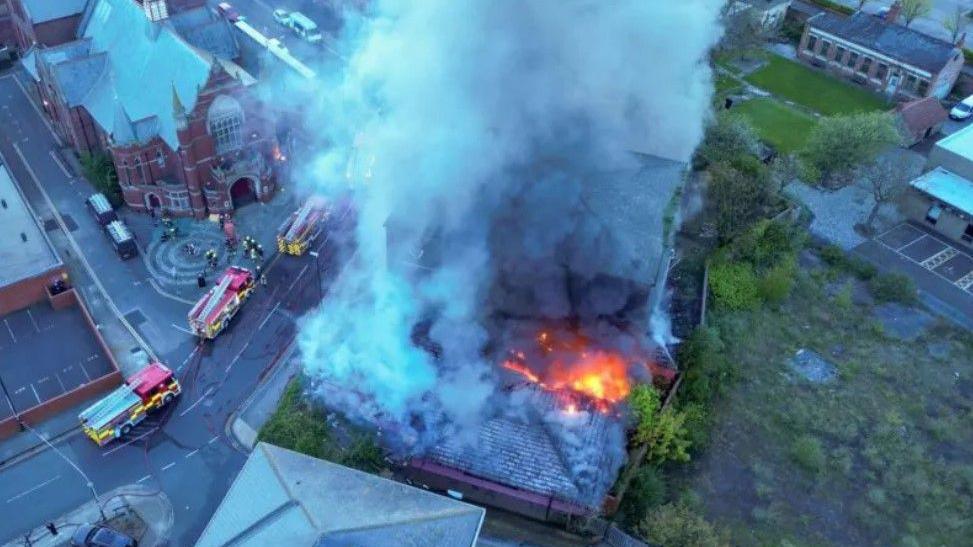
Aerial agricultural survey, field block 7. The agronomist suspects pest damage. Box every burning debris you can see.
[293,0,724,515]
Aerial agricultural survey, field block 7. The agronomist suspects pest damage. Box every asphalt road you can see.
[0,71,350,544]
[212,0,346,65]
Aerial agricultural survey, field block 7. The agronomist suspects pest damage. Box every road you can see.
[0,69,350,544]
[214,0,346,65]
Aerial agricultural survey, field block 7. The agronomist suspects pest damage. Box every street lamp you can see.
[308,250,323,302]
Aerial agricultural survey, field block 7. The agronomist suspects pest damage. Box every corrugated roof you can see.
[808,12,959,73]
[22,0,88,24]
[0,163,62,289]
[195,442,484,547]
[910,167,973,217]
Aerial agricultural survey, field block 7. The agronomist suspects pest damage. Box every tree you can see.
[857,0,869,10]
[943,5,967,43]
[856,152,921,231]
[79,152,122,207]
[799,112,900,188]
[630,384,692,464]
[718,6,770,56]
[638,503,728,547]
[901,0,933,28]
[693,112,760,170]
[707,155,773,240]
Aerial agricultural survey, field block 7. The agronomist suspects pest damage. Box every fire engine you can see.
[188,266,254,339]
[79,362,181,446]
[277,199,327,256]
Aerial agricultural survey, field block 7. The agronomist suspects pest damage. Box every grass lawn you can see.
[732,98,817,153]
[714,73,742,96]
[679,249,973,546]
[745,55,887,115]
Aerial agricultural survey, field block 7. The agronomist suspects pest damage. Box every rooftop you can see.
[22,0,88,24]
[934,121,973,161]
[808,11,959,73]
[910,167,973,217]
[195,442,485,547]
[0,163,61,289]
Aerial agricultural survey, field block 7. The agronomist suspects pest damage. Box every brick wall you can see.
[0,266,66,316]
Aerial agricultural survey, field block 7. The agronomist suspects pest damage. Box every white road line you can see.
[54,373,66,393]
[257,302,280,331]
[4,319,16,343]
[79,361,92,382]
[287,265,309,293]
[101,427,158,457]
[160,462,176,472]
[179,386,215,417]
[25,309,40,333]
[29,384,41,404]
[136,475,152,484]
[171,323,195,336]
[37,376,49,384]
[48,149,71,177]
[208,435,219,445]
[6,475,61,503]
[226,344,248,373]
[185,449,199,459]
[179,346,200,373]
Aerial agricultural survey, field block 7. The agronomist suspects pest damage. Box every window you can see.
[876,63,888,80]
[847,51,859,68]
[156,150,166,167]
[926,205,942,225]
[169,192,190,211]
[207,95,244,155]
[835,46,847,63]
[820,40,832,57]
[905,74,918,91]
[807,35,818,53]
[963,224,973,243]
[859,57,872,74]
[917,79,929,96]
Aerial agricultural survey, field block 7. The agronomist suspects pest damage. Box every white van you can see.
[288,12,322,44]
[950,95,973,120]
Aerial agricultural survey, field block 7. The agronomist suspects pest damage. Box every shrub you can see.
[693,111,760,171]
[619,465,667,528]
[638,503,728,547]
[80,152,122,207]
[709,262,760,310]
[678,327,731,406]
[869,273,917,304]
[759,257,796,304]
[818,244,877,280]
[791,434,825,472]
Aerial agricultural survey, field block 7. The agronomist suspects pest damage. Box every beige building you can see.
[902,166,973,249]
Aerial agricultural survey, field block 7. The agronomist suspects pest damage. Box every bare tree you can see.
[943,5,967,43]
[857,0,869,11]
[856,153,922,232]
[900,0,933,28]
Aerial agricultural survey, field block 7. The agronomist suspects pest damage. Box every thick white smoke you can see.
[295,0,724,453]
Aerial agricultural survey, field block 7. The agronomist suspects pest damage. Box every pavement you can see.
[0,64,355,545]
[5,484,173,547]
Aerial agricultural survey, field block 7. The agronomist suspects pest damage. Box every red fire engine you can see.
[79,362,181,446]
[277,198,328,256]
[188,266,255,339]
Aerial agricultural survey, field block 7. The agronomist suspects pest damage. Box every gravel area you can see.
[785,181,880,250]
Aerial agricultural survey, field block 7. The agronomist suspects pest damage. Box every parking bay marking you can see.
[6,475,61,503]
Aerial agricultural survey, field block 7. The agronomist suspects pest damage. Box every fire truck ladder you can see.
[83,384,137,430]
[198,274,233,325]
[284,202,315,242]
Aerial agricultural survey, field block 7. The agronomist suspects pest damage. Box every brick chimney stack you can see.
[884,1,902,24]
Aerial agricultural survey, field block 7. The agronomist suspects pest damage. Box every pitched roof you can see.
[910,167,973,217]
[808,11,959,73]
[892,97,947,140]
[21,0,88,24]
[169,7,240,60]
[195,442,485,547]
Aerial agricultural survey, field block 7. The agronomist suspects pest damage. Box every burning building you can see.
[293,0,724,522]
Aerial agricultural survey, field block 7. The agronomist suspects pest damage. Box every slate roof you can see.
[0,163,62,289]
[22,0,88,24]
[808,11,959,73]
[195,442,485,547]
[910,167,973,217]
[169,7,240,60]
[892,96,947,142]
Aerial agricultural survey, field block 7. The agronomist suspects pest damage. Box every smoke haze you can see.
[296,0,724,459]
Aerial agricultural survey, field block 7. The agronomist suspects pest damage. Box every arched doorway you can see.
[145,193,161,210]
[230,178,256,208]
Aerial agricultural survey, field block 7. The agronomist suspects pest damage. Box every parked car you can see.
[273,8,290,25]
[216,2,241,22]
[950,95,973,120]
[70,525,137,547]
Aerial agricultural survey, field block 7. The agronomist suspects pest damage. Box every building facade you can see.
[22,0,280,218]
[798,6,964,100]
[901,167,973,249]
[4,0,87,51]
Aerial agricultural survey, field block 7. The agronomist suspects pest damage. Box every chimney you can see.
[884,1,901,24]
[958,32,967,48]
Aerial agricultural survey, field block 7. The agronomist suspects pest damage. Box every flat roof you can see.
[934,123,973,162]
[910,167,973,217]
[0,163,61,289]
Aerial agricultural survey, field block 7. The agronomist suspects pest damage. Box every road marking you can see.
[226,343,248,373]
[29,384,41,404]
[178,346,200,373]
[876,224,973,294]
[136,475,152,484]
[54,373,66,392]
[287,265,309,293]
[185,448,199,459]
[171,323,195,335]
[161,462,176,472]
[257,302,280,331]
[25,308,40,333]
[6,475,61,503]
[179,386,215,417]
[101,427,157,457]
[4,319,16,343]
[208,435,219,445]
[79,361,92,382]
[37,376,49,384]
[48,149,71,177]
[7,74,62,146]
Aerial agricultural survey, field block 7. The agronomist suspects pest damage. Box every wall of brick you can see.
[0,266,66,316]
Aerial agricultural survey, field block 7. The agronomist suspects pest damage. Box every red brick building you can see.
[21,0,280,218]
[4,0,87,51]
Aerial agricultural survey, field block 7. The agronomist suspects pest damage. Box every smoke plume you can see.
[295,0,724,457]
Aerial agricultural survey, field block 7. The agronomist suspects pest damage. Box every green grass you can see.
[745,55,887,116]
[715,73,742,96]
[732,98,817,153]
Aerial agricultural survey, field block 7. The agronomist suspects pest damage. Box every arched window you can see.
[207,95,244,155]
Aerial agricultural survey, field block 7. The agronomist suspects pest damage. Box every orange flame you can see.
[502,360,541,384]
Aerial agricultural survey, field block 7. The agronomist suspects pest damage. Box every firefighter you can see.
[205,249,219,269]
[255,244,264,259]
[259,273,268,287]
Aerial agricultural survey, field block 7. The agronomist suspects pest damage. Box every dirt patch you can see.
[872,303,933,341]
